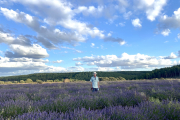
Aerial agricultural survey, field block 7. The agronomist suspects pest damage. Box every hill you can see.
[0,71,150,82]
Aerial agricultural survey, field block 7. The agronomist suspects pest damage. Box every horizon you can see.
[0,70,151,78]
[1,0,180,77]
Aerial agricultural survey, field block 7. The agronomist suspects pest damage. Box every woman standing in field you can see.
[90,72,100,92]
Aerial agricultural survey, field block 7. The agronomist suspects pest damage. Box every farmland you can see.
[0,80,180,120]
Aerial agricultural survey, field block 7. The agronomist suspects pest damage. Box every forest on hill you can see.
[136,64,180,79]
[1,64,180,82]
[0,71,150,82]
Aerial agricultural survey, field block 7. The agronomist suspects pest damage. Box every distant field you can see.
[0,79,180,119]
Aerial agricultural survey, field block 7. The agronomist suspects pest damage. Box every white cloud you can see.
[52,60,63,63]
[74,6,104,17]
[164,52,177,59]
[164,41,168,43]
[158,8,180,30]
[123,11,132,19]
[178,33,180,39]
[107,33,112,37]
[0,56,51,73]
[118,0,129,13]
[60,46,82,53]
[5,44,49,59]
[119,22,125,27]
[91,43,95,47]
[0,50,3,55]
[132,18,142,27]
[161,29,170,36]
[103,37,126,45]
[1,1,126,45]
[75,62,83,66]
[39,66,67,73]
[8,57,49,63]
[67,66,84,72]
[109,15,118,24]
[0,7,86,47]
[134,0,167,21]
[0,31,14,44]
[75,50,83,53]
[73,52,175,69]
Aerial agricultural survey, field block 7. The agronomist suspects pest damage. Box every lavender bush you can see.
[0,80,180,120]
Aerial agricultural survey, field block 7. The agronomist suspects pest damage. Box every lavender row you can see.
[0,80,180,119]
[1,100,180,120]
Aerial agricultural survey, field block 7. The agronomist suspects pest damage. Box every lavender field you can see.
[0,80,180,120]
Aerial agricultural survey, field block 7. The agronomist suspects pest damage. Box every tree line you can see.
[0,71,150,82]
[2,64,180,82]
[136,64,180,79]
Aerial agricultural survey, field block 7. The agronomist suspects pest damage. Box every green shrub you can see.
[13,81,18,83]
[4,81,13,84]
[20,80,25,83]
[25,78,33,83]
[118,76,126,80]
[109,77,117,81]
[36,79,43,84]
[47,80,53,82]
[0,81,4,84]
[99,77,109,81]
[54,79,60,82]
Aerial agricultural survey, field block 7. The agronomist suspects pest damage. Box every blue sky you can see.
[0,0,180,77]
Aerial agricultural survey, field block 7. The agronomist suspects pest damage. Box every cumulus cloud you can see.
[103,37,126,45]
[123,11,132,19]
[75,62,83,66]
[108,15,118,24]
[178,51,180,57]
[164,52,177,59]
[158,8,180,30]
[118,0,129,13]
[0,56,50,73]
[67,66,84,72]
[91,43,95,47]
[74,6,104,17]
[132,18,142,27]
[107,33,112,37]
[33,36,58,50]
[0,50,3,55]
[161,29,170,36]
[0,56,79,76]
[0,0,126,45]
[73,52,176,69]
[75,50,83,53]
[134,0,167,21]
[60,46,82,53]
[1,2,105,40]
[5,44,49,59]
[0,7,86,47]
[52,60,63,63]
[0,31,32,46]
[119,22,125,27]
[8,57,49,63]
[86,67,114,71]
[178,33,180,39]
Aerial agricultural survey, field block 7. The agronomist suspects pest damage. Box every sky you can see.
[0,0,180,77]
